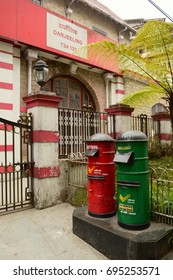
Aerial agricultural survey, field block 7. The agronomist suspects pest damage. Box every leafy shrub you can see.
[149,137,173,159]
[160,142,173,157]
[148,137,162,159]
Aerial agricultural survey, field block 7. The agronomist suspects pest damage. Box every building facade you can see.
[1,0,168,119]
[0,0,137,120]
[0,0,171,209]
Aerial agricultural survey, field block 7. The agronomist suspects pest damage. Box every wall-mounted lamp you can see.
[33,60,49,90]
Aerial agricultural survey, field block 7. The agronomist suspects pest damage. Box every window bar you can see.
[9,171,12,205]
[12,123,16,210]
[67,109,70,156]
[101,112,104,133]
[59,109,62,157]
[73,109,76,154]
[1,168,4,210]
[4,122,8,211]
[58,109,62,157]
[20,125,23,208]
[83,110,86,147]
[78,110,82,154]
[26,125,30,202]
[81,110,85,154]
[77,110,80,154]
[62,109,66,157]
[30,115,34,205]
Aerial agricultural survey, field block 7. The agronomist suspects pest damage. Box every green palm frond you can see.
[120,84,166,108]
[75,20,173,111]
[76,40,119,63]
[130,21,173,55]
[117,44,170,79]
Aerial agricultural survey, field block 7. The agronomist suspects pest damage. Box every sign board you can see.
[0,0,120,73]
[47,13,87,58]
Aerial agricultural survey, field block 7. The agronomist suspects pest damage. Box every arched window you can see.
[44,76,95,110]
[151,103,168,115]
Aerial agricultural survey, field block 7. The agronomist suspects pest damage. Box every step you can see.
[73,206,173,260]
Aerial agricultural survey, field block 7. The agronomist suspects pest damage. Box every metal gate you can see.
[68,153,87,189]
[67,153,88,206]
[0,114,34,214]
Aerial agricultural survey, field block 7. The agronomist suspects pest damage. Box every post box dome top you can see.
[86,133,115,142]
[116,130,148,142]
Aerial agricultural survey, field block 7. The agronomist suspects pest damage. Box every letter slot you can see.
[114,151,134,164]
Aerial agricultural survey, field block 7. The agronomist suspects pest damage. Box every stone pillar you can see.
[110,75,125,104]
[152,112,172,144]
[105,104,134,138]
[23,91,62,209]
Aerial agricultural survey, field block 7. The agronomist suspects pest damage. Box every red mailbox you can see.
[85,133,116,217]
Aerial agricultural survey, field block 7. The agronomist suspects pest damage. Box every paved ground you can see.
[0,203,172,260]
[0,203,107,260]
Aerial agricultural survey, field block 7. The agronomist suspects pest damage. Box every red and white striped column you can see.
[110,75,125,105]
[105,104,134,138]
[152,113,171,144]
[23,92,62,209]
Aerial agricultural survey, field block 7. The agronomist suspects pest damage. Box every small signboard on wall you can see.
[47,12,87,59]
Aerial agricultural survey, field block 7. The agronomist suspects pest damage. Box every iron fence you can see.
[58,108,116,158]
[58,110,162,158]
[131,114,160,140]
[150,167,173,226]
[58,109,173,225]
[66,158,173,226]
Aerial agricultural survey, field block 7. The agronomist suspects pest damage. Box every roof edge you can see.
[77,0,137,33]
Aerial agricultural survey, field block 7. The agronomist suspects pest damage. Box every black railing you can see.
[0,115,34,213]
[58,108,116,158]
[150,167,173,226]
[131,114,160,139]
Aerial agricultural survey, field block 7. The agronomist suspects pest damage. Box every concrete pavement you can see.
[0,203,172,260]
[0,203,107,260]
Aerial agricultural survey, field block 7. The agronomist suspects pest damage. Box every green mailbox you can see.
[114,130,150,230]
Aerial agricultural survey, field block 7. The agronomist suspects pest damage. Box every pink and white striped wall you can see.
[0,39,21,162]
[0,39,21,120]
